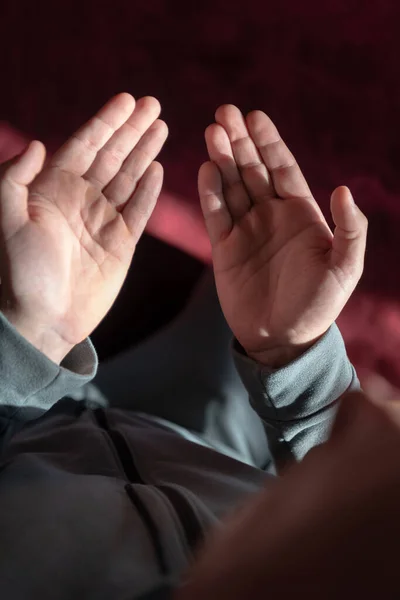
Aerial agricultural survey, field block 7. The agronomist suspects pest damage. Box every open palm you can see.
[198,105,367,365]
[0,93,168,349]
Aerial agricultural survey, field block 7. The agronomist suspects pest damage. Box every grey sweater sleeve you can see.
[0,310,98,440]
[232,323,360,466]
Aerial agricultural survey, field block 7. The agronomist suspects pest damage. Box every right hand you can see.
[198,105,368,367]
[0,93,167,363]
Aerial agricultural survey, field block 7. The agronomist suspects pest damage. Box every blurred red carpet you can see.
[1,0,400,387]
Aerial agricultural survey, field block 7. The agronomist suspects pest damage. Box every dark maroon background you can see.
[1,0,400,386]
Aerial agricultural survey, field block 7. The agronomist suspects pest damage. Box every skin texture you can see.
[0,93,168,364]
[198,105,368,367]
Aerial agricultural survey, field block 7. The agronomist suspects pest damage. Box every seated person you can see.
[0,93,368,599]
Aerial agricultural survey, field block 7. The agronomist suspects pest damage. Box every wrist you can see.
[1,308,74,365]
[245,335,325,369]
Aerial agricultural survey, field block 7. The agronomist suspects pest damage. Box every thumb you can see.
[0,140,46,233]
[330,185,368,278]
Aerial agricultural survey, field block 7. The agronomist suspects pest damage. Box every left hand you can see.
[0,93,168,364]
[198,105,368,367]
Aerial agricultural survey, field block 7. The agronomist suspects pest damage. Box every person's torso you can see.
[0,403,269,599]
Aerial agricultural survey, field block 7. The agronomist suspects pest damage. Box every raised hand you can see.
[0,93,168,363]
[198,105,367,367]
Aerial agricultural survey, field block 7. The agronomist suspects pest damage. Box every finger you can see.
[103,119,168,208]
[246,110,312,200]
[330,186,368,279]
[121,161,163,241]
[84,96,162,189]
[198,161,233,246]
[205,123,252,219]
[49,93,135,175]
[0,141,46,232]
[215,104,274,201]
